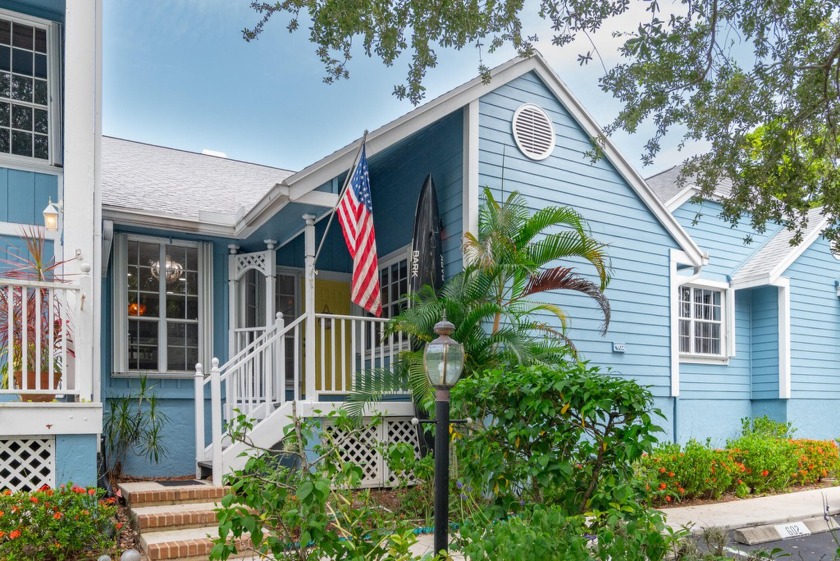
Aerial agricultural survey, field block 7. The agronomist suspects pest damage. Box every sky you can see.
[102,0,703,176]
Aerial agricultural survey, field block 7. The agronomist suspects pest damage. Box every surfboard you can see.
[410,174,445,296]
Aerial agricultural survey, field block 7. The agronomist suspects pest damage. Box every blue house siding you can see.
[672,201,781,282]
[676,400,751,445]
[477,72,680,398]
[0,168,57,226]
[750,286,779,399]
[55,434,97,487]
[785,238,840,406]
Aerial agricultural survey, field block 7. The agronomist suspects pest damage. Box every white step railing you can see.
[195,313,304,481]
[194,311,409,484]
[0,278,85,400]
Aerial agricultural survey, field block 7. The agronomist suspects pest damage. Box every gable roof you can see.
[101,136,295,232]
[646,164,733,209]
[730,207,828,287]
[244,52,704,265]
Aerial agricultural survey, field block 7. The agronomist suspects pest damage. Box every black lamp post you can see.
[423,314,464,556]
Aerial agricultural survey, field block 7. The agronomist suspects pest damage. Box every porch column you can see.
[227,244,239,360]
[264,240,277,324]
[303,214,317,400]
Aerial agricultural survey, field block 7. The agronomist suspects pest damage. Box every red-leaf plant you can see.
[0,226,75,395]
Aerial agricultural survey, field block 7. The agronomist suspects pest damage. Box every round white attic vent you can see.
[511,104,555,160]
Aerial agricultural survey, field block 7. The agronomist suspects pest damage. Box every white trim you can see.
[463,100,479,240]
[233,54,706,266]
[0,403,102,435]
[767,217,829,282]
[665,186,697,212]
[669,250,682,396]
[773,277,791,399]
[0,221,57,240]
[112,233,212,376]
[676,278,732,361]
[0,157,61,175]
[731,275,773,290]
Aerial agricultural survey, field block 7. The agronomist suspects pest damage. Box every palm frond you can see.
[523,268,611,334]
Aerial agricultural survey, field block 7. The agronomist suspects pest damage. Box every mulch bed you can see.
[658,479,837,509]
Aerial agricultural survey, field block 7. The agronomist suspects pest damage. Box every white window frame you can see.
[0,8,62,170]
[374,245,412,320]
[678,279,733,363]
[112,234,213,377]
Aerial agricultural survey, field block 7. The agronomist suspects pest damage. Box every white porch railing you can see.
[314,312,409,395]
[0,278,86,399]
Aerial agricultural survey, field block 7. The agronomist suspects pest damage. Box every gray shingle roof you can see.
[731,207,827,283]
[646,164,733,205]
[102,136,295,221]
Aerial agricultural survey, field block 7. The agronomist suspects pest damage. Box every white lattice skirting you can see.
[325,417,420,488]
[0,437,56,491]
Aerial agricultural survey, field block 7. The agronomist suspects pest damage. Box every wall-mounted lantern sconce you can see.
[43,197,62,232]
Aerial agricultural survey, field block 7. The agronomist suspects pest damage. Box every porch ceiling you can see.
[238,201,333,252]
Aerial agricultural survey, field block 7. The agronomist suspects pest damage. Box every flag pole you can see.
[313,131,368,268]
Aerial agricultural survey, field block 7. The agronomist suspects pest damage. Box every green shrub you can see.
[452,361,663,517]
[642,441,737,502]
[0,484,118,560]
[459,504,671,561]
[645,418,840,504]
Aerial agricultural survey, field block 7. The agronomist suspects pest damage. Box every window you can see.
[113,235,212,375]
[0,11,58,162]
[679,285,725,356]
[378,249,409,319]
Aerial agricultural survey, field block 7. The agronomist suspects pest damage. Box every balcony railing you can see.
[0,278,84,399]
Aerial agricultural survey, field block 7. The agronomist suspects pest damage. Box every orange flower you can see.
[53,512,62,520]
[3,489,11,496]
[116,522,124,530]
[665,496,672,502]
[659,467,666,473]
[30,496,38,504]
[761,470,769,477]
[659,482,667,490]
[669,472,675,478]
[678,487,685,494]
[9,530,20,539]
[87,489,96,496]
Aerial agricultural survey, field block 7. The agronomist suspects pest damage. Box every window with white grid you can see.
[679,285,725,357]
[0,10,59,163]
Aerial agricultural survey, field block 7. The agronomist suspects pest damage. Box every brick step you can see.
[119,481,229,508]
[139,526,257,561]
[130,502,219,532]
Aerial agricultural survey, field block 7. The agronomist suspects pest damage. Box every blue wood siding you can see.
[0,168,57,226]
[784,237,840,399]
[750,285,779,399]
[279,111,464,276]
[679,290,751,399]
[478,72,681,396]
[672,200,781,282]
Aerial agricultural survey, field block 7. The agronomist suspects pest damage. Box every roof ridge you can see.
[102,135,297,174]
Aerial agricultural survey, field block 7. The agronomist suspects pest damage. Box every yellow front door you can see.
[313,277,353,392]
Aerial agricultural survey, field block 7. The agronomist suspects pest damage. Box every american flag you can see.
[336,143,382,317]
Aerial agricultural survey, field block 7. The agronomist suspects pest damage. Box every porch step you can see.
[119,480,263,560]
[130,502,219,532]
[119,480,229,508]
[139,526,258,561]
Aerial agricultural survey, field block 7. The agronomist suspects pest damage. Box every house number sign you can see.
[774,522,811,539]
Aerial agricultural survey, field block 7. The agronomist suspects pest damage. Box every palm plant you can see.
[348,187,612,413]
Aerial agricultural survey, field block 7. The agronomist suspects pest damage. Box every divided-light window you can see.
[114,234,212,376]
[679,286,725,357]
[0,13,54,161]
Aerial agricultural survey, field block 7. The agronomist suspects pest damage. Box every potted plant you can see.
[0,226,74,401]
